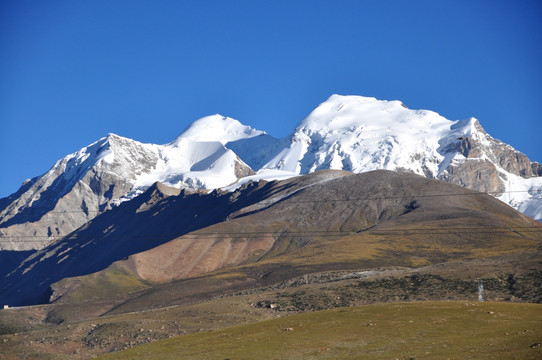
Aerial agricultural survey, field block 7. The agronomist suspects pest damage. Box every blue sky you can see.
[1,0,541,198]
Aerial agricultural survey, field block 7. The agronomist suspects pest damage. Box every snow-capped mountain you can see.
[1,95,540,250]
[259,95,542,220]
[263,94,467,175]
[0,115,259,250]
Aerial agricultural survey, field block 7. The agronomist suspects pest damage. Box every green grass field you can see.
[99,301,541,360]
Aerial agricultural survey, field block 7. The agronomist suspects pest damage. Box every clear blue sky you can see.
[1,0,541,198]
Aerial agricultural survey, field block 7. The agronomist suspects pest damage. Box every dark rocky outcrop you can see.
[532,162,542,177]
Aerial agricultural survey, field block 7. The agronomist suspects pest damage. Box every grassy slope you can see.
[1,268,541,359]
[51,265,152,304]
[99,301,542,360]
[0,296,276,360]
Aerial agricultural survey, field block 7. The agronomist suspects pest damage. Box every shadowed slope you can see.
[0,171,352,306]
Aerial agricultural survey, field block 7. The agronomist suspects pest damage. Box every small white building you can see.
[3,305,9,309]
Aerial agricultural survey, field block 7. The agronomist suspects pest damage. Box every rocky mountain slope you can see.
[0,116,258,250]
[1,95,540,251]
[2,170,540,307]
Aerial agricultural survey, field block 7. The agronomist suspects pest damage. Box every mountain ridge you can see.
[1,94,541,250]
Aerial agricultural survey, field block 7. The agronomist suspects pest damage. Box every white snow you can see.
[172,114,265,145]
[225,134,288,171]
[497,172,542,220]
[262,95,473,178]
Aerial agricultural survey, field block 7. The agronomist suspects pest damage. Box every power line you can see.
[1,188,540,243]
[1,226,540,242]
[1,189,540,215]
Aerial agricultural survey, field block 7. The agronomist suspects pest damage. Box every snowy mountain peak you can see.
[0,124,257,250]
[62,132,140,170]
[298,94,447,134]
[106,132,121,139]
[173,114,265,145]
[103,132,132,146]
[264,94,471,175]
[259,95,541,221]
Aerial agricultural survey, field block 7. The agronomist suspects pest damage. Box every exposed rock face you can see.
[435,120,519,195]
[467,121,534,178]
[531,162,542,177]
[0,132,256,250]
[433,120,540,215]
[0,135,159,250]
[440,160,505,194]
[234,156,256,179]
[440,135,480,159]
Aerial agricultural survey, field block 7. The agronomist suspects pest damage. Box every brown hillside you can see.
[53,170,541,308]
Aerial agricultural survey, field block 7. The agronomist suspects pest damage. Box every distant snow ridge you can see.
[0,95,540,250]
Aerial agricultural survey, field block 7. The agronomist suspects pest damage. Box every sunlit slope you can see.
[98,301,542,360]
